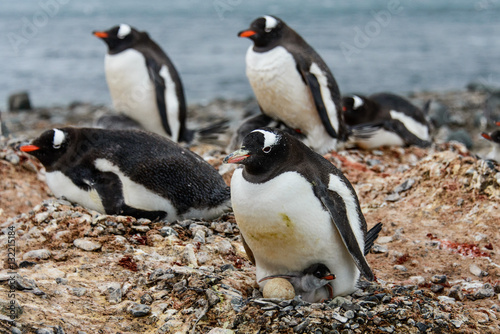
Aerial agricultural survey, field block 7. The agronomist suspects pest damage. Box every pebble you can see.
[35,212,50,223]
[159,226,178,237]
[140,293,153,305]
[128,303,151,317]
[73,238,102,251]
[184,244,198,267]
[393,178,415,193]
[437,296,456,304]
[55,278,68,285]
[394,265,407,272]
[385,193,401,202]
[12,274,37,290]
[473,286,495,299]
[448,286,465,301]
[430,275,447,284]
[23,249,51,260]
[377,236,393,244]
[207,329,235,334]
[431,284,444,293]
[107,286,122,304]
[71,287,87,297]
[371,244,388,253]
[409,276,425,285]
[216,239,234,255]
[36,329,54,334]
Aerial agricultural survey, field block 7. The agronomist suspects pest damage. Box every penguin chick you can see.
[224,127,379,301]
[20,127,231,221]
[259,263,336,302]
[238,16,347,154]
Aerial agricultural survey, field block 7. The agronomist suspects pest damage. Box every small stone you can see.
[184,244,198,267]
[35,212,50,223]
[140,293,153,305]
[344,310,355,319]
[469,264,486,277]
[450,319,462,328]
[372,244,388,253]
[128,303,151,317]
[55,278,68,285]
[23,249,51,261]
[12,275,37,290]
[471,311,489,323]
[415,322,428,332]
[332,312,348,323]
[159,226,178,237]
[73,238,102,251]
[293,319,309,333]
[430,275,447,284]
[207,329,235,334]
[409,276,425,285]
[448,286,464,301]
[107,287,122,304]
[431,284,444,293]
[377,236,393,244]
[18,261,36,268]
[437,296,456,304]
[72,287,87,297]
[9,91,32,111]
[36,329,54,334]
[206,289,221,306]
[216,239,234,255]
[385,193,401,202]
[474,287,495,299]
[394,265,407,272]
[262,278,295,300]
[5,153,20,165]
[394,178,415,193]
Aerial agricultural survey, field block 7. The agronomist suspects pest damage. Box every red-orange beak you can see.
[223,149,250,164]
[238,30,256,38]
[323,274,336,281]
[20,144,40,152]
[481,133,492,140]
[93,31,109,38]
[496,121,500,126]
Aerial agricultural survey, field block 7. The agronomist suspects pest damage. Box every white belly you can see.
[245,46,337,153]
[231,169,359,297]
[486,145,500,163]
[46,171,105,213]
[352,128,405,149]
[105,50,172,139]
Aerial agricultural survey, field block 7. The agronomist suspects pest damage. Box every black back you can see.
[369,93,428,125]
[27,128,229,213]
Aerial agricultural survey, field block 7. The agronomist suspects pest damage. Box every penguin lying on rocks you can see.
[481,121,500,163]
[20,127,231,221]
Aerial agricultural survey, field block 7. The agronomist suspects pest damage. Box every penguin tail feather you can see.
[348,122,385,140]
[364,222,383,255]
[194,118,230,144]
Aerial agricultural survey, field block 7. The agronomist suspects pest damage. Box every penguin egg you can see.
[262,278,295,300]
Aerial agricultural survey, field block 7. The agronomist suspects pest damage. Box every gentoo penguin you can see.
[224,128,381,301]
[238,16,347,154]
[481,122,500,163]
[259,263,336,302]
[20,127,231,221]
[342,93,432,149]
[93,24,190,143]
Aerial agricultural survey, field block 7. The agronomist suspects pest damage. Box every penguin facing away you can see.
[93,24,190,143]
[224,127,380,301]
[481,121,500,163]
[238,16,348,154]
[342,93,432,149]
[20,127,231,221]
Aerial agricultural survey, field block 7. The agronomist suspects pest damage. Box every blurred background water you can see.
[1,0,499,108]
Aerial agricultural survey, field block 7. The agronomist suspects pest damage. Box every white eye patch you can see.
[252,129,279,148]
[263,15,278,32]
[52,129,65,149]
[352,95,364,109]
[117,24,131,39]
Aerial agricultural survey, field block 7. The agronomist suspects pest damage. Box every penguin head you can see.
[20,128,70,168]
[224,127,289,174]
[238,15,285,48]
[482,129,500,144]
[342,95,375,126]
[93,24,142,53]
[303,263,335,281]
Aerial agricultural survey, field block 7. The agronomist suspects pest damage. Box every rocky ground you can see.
[0,90,500,334]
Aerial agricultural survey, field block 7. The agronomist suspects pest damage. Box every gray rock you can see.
[140,293,153,305]
[35,329,54,334]
[73,238,102,251]
[23,249,51,261]
[430,284,444,293]
[344,310,355,319]
[469,263,486,277]
[372,244,388,253]
[8,91,32,111]
[5,153,20,165]
[394,265,407,272]
[55,277,68,285]
[448,286,464,301]
[431,275,447,284]
[128,303,151,317]
[385,193,401,202]
[71,287,87,297]
[107,287,122,304]
[474,287,495,299]
[12,274,37,290]
[393,178,415,193]
[159,226,178,238]
[207,329,235,334]
[446,129,473,149]
[206,288,221,306]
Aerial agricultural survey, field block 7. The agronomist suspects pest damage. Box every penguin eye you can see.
[262,146,271,153]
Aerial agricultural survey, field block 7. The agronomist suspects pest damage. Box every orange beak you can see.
[481,133,492,141]
[93,31,108,38]
[323,274,336,281]
[496,121,500,126]
[238,30,256,38]
[20,144,40,152]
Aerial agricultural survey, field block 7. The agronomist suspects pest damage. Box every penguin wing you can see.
[312,178,374,280]
[300,68,338,138]
[145,57,172,136]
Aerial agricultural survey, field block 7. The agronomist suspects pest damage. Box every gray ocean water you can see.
[1,0,500,109]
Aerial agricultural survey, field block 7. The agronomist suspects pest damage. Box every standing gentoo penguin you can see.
[20,127,231,221]
[238,16,347,154]
[259,263,336,302]
[224,128,381,302]
[481,121,500,163]
[93,24,190,143]
[342,93,432,149]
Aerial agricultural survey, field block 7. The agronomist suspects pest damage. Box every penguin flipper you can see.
[145,57,172,137]
[384,119,431,148]
[313,181,374,280]
[302,71,338,139]
[364,222,383,255]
